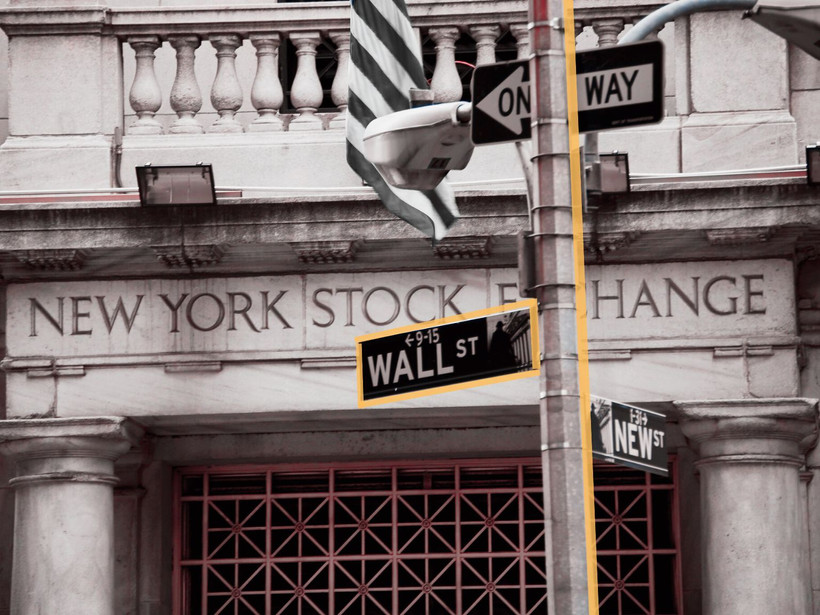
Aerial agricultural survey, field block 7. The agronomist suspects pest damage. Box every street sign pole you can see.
[530,0,597,613]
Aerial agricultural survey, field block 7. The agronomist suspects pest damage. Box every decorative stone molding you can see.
[0,8,110,36]
[704,227,774,246]
[583,231,640,255]
[290,240,361,264]
[12,248,88,271]
[432,236,493,260]
[151,244,225,268]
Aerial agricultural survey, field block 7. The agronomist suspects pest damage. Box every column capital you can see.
[675,398,819,463]
[0,417,143,466]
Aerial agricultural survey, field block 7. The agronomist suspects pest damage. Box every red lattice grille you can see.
[593,463,681,615]
[176,462,547,614]
[175,459,680,614]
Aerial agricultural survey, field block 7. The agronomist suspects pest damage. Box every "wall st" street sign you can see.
[356,299,539,407]
[576,40,664,133]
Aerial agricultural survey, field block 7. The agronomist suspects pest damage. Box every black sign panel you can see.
[357,301,538,407]
[576,40,664,133]
[471,60,532,145]
[590,395,668,476]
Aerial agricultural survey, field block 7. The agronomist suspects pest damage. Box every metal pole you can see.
[529,0,591,613]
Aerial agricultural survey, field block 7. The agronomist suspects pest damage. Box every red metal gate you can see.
[174,459,680,614]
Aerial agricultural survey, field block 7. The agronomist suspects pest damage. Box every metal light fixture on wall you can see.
[136,164,217,206]
[807,145,820,186]
[586,152,630,195]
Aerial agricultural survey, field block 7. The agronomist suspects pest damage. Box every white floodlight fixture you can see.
[136,164,217,206]
[362,101,474,191]
[808,144,820,185]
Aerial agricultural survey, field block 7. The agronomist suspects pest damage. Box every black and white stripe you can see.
[346,0,460,240]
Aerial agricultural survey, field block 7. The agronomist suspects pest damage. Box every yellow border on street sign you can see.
[356,298,540,408]
[563,0,600,609]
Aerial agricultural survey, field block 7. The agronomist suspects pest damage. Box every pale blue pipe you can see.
[620,0,757,43]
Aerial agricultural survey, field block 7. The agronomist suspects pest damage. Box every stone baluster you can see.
[428,27,462,103]
[249,33,284,132]
[509,23,530,60]
[328,30,350,130]
[592,18,624,47]
[127,36,163,135]
[0,417,144,615]
[168,36,203,134]
[209,35,244,133]
[575,20,585,42]
[288,32,324,131]
[677,398,818,615]
[469,25,500,66]
[638,16,663,41]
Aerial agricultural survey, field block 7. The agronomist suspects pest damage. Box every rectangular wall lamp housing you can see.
[136,164,217,206]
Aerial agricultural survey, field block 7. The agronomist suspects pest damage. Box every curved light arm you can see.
[620,0,756,43]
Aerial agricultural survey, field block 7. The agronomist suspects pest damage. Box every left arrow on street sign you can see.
[475,65,530,135]
[470,60,532,146]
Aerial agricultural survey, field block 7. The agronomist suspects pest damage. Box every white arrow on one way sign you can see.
[475,65,531,135]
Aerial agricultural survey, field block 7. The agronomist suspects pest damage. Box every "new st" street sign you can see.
[576,40,664,133]
[471,60,531,145]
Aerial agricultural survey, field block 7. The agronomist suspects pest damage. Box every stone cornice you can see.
[0,1,527,37]
[0,7,110,36]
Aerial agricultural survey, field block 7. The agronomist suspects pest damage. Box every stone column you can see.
[676,398,818,615]
[0,417,143,615]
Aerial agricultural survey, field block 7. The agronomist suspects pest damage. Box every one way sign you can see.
[576,40,664,133]
[471,60,531,145]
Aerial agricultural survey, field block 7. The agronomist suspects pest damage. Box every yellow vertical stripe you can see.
[562,1,600,612]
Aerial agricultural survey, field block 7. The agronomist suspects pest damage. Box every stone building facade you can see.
[0,1,818,614]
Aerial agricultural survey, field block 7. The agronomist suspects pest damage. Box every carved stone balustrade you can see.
[2,0,806,189]
[110,3,531,133]
[0,0,675,142]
